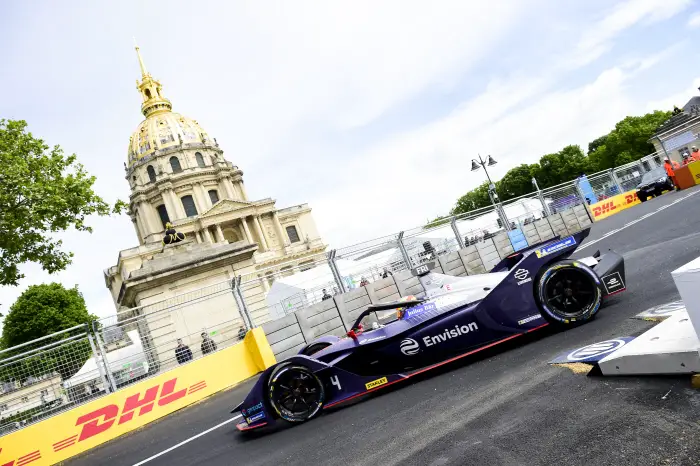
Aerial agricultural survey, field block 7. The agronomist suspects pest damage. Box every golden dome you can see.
[127,44,213,167]
[127,112,212,166]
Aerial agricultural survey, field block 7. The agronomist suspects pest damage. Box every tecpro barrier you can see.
[590,190,640,221]
[0,328,275,466]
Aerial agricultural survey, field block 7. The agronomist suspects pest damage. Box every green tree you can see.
[0,119,126,286]
[497,164,539,200]
[452,182,491,216]
[587,111,671,170]
[533,145,591,188]
[1,283,96,380]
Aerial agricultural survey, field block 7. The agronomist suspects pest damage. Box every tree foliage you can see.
[0,283,97,381]
[1,283,96,348]
[0,119,126,286]
[448,110,672,217]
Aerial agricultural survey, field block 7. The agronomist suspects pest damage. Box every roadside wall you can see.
[0,328,275,466]
[263,207,592,360]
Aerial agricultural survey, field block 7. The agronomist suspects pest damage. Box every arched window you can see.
[208,190,219,205]
[170,156,182,173]
[181,195,198,217]
[156,205,170,228]
[195,152,206,168]
[147,165,156,183]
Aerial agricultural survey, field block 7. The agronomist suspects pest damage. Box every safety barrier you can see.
[589,190,641,221]
[0,328,275,466]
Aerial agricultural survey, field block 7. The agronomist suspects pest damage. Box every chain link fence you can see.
[0,325,105,436]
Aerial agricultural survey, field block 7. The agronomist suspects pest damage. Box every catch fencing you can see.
[0,153,660,435]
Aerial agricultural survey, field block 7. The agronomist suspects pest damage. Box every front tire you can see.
[536,260,602,326]
[267,365,324,423]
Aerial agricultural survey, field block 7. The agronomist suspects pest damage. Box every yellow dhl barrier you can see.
[0,328,275,466]
[590,190,640,221]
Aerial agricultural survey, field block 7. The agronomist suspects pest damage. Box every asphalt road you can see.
[69,187,700,466]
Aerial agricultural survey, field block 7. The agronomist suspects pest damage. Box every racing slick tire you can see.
[267,364,325,423]
[300,342,332,356]
[638,193,647,202]
[535,260,602,326]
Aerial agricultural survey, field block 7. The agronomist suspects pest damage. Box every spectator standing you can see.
[201,332,218,355]
[381,268,393,279]
[664,158,680,191]
[360,277,370,287]
[321,289,332,301]
[175,338,193,364]
[238,326,247,341]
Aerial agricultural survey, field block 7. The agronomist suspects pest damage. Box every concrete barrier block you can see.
[262,313,299,335]
[264,323,302,345]
[270,332,306,354]
[275,342,308,361]
[309,319,344,339]
[302,308,343,328]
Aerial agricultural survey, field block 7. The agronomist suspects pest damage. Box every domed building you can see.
[104,46,326,327]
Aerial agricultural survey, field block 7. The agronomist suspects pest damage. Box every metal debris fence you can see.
[0,154,661,435]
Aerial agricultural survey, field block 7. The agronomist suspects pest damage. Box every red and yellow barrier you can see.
[0,328,275,466]
[590,190,640,221]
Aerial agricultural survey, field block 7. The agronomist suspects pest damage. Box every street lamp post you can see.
[471,154,510,231]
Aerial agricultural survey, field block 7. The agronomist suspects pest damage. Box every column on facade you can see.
[136,202,156,236]
[251,215,268,251]
[241,217,253,245]
[272,211,287,248]
[254,215,270,250]
[132,217,144,246]
[219,176,235,200]
[195,230,202,244]
[259,274,271,292]
[165,188,186,219]
[161,191,178,222]
[202,226,213,243]
[193,183,209,212]
[238,180,249,201]
[215,224,225,242]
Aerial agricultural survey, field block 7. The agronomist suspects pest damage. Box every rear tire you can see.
[638,194,647,202]
[535,260,602,326]
[300,342,332,356]
[267,365,324,423]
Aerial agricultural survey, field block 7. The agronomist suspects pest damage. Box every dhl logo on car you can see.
[1,377,206,466]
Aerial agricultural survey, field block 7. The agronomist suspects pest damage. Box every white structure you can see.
[598,257,700,375]
[103,45,326,332]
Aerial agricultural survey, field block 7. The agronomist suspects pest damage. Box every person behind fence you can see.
[692,146,700,162]
[664,158,680,191]
[201,332,218,355]
[238,326,246,341]
[175,338,193,364]
[360,276,370,287]
[321,288,332,300]
[381,267,393,279]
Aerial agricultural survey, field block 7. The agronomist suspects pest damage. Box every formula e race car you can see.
[233,228,626,431]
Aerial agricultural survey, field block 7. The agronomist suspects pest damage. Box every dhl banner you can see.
[0,328,275,466]
[590,190,640,221]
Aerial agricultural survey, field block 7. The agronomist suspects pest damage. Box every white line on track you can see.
[578,189,700,251]
[132,414,242,466]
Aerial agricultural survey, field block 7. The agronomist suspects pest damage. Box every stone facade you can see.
[103,46,326,328]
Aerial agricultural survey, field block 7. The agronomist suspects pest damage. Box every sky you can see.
[1,0,700,320]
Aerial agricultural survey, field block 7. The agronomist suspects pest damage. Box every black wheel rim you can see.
[543,268,596,318]
[269,367,323,422]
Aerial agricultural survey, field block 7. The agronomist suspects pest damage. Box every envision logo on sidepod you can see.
[400,338,420,355]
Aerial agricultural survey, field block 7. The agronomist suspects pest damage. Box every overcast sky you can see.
[1,0,699,320]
